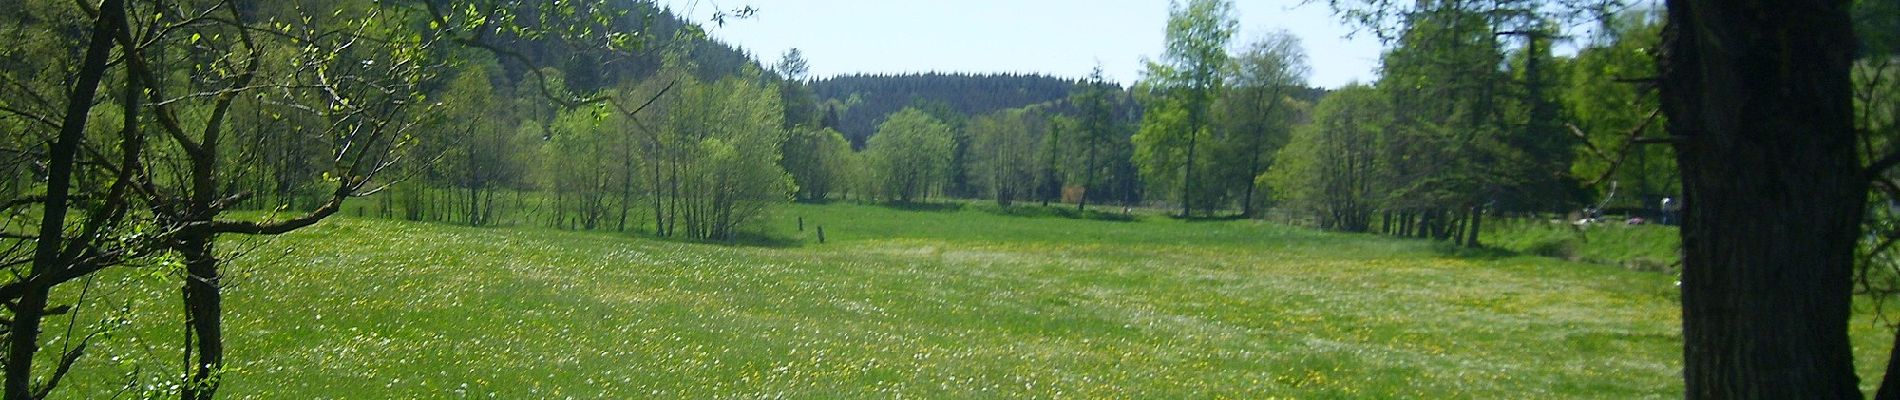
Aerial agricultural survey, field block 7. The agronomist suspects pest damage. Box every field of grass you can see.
[39,202,1898,398]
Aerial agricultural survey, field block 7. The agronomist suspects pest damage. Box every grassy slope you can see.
[46,203,1893,398]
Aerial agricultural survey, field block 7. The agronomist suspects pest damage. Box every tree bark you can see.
[1465,204,1482,248]
[1663,0,1863,397]
[177,233,224,400]
[7,1,121,397]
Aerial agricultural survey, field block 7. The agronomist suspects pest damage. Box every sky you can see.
[654,0,1389,89]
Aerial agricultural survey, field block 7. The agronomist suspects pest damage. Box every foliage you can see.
[810,73,1080,148]
[782,127,854,201]
[1270,85,1387,231]
[651,73,795,240]
[865,108,956,203]
[1561,9,1672,209]
[1212,31,1311,217]
[968,108,1050,206]
[1134,0,1238,217]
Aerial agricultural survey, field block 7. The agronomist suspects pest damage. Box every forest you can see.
[2,0,1898,397]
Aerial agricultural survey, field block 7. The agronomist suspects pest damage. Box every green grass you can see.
[37,202,1897,398]
[1484,217,1682,272]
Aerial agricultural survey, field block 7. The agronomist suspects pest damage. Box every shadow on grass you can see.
[1174,214,1251,223]
[1429,242,1521,260]
[876,201,967,212]
[972,203,1139,222]
[635,231,807,249]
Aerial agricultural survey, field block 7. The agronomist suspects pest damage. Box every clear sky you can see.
[654,0,1388,89]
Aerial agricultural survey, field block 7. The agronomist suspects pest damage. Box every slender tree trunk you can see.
[618,144,634,232]
[178,234,224,400]
[651,151,665,236]
[1182,123,1199,218]
[1450,209,1467,245]
[6,1,120,397]
[1079,142,1097,212]
[4,283,49,400]
[1465,204,1483,248]
[467,180,480,226]
[1664,1,1863,397]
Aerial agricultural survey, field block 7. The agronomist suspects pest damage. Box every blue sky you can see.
[655,0,1388,88]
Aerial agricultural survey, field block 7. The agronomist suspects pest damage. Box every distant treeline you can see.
[810,73,1085,148]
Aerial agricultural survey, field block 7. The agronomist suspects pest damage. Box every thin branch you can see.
[1870,151,1900,180]
[1580,108,1664,187]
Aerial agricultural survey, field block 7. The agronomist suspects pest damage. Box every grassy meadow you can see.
[41,202,1899,398]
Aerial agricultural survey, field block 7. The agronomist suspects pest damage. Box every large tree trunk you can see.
[1663,0,1864,397]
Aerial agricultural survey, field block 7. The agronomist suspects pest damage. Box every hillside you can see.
[810,73,1083,147]
[481,0,771,94]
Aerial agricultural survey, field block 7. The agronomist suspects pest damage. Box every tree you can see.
[442,65,523,226]
[0,1,159,397]
[1037,115,1071,206]
[781,126,854,201]
[1071,66,1120,211]
[644,71,793,240]
[1218,31,1310,218]
[776,48,819,130]
[1269,85,1388,231]
[544,105,621,230]
[1318,0,1873,390]
[865,108,956,203]
[1135,0,1237,217]
[1664,0,1865,397]
[1561,9,1673,209]
[970,108,1046,206]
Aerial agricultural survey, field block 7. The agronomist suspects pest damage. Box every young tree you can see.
[1135,0,1237,217]
[442,65,522,226]
[969,108,1046,206]
[781,126,853,201]
[1269,85,1388,231]
[776,48,819,130]
[676,76,793,240]
[1218,31,1310,218]
[640,70,793,240]
[1071,66,1120,211]
[866,108,956,203]
[544,105,621,230]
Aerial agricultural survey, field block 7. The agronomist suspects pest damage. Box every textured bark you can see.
[1663,0,1863,397]
[177,235,224,400]
[6,1,122,398]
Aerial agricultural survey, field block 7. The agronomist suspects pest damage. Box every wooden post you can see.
[816,226,826,244]
[797,216,804,232]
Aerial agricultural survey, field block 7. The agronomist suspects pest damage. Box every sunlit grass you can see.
[40,201,1892,397]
